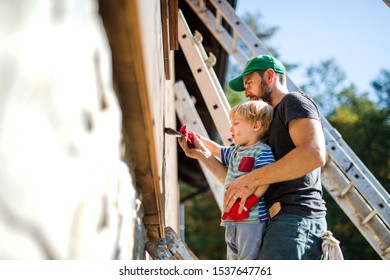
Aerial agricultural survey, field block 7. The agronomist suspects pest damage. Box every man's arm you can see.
[224,118,326,212]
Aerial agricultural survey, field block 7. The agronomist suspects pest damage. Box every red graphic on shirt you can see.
[238,156,255,172]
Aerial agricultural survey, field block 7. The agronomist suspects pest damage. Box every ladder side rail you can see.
[323,120,389,202]
[322,162,390,259]
[175,81,225,211]
[187,0,389,209]
[185,0,248,68]
[323,129,390,227]
[178,10,233,146]
[209,0,269,56]
[192,31,231,115]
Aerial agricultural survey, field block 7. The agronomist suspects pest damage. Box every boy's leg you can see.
[225,226,238,260]
[236,223,266,260]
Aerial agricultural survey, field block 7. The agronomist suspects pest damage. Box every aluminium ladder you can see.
[176,0,390,259]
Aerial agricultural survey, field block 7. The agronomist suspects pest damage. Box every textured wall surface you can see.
[0,0,142,259]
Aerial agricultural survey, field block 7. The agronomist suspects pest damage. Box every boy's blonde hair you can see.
[229,100,273,141]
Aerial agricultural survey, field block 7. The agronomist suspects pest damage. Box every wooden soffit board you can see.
[98,0,165,243]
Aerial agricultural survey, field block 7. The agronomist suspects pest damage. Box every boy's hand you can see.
[178,126,211,160]
[179,125,200,148]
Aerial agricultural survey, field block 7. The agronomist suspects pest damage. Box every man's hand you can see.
[222,194,259,221]
[224,175,269,214]
[224,173,256,214]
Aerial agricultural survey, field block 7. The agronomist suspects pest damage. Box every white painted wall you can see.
[0,0,141,259]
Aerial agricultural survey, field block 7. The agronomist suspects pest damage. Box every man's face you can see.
[243,71,272,105]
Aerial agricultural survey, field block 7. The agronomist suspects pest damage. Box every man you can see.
[179,55,327,259]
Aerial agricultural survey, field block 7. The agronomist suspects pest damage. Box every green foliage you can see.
[301,59,347,114]
[371,69,390,109]
[327,85,390,189]
[224,58,246,106]
[182,189,226,259]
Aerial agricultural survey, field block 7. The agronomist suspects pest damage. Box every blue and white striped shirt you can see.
[220,141,275,225]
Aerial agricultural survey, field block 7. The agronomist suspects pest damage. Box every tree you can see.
[301,59,347,115]
[371,69,390,110]
[328,85,390,190]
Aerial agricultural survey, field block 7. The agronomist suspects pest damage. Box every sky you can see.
[235,0,390,94]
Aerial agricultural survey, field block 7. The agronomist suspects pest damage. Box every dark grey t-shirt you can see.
[266,92,326,217]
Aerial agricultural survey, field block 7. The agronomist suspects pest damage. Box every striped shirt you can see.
[220,141,275,226]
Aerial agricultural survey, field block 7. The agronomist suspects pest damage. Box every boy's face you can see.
[229,117,260,147]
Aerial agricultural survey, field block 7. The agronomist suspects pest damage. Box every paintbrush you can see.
[164,127,185,138]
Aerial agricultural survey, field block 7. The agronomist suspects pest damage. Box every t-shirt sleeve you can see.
[281,93,320,126]
[254,146,275,169]
[220,146,233,166]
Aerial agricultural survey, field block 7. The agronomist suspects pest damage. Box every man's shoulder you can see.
[284,91,319,111]
[284,91,314,103]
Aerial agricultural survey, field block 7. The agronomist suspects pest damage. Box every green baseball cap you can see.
[228,55,286,92]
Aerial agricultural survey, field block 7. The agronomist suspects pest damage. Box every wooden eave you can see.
[98,0,169,243]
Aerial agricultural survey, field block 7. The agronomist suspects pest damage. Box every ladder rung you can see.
[323,128,390,228]
[186,0,248,68]
[361,209,377,226]
[215,10,222,32]
[208,0,269,56]
[199,0,206,12]
[339,182,354,198]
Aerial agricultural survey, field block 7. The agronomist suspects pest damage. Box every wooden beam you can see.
[99,0,166,243]
[160,0,171,79]
[168,0,179,50]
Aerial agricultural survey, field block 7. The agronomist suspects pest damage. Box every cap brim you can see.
[228,74,245,92]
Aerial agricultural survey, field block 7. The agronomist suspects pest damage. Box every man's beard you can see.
[256,79,272,105]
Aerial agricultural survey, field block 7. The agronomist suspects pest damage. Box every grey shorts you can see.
[225,222,266,260]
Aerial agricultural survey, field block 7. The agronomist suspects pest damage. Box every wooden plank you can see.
[161,0,171,79]
[99,0,166,242]
[168,0,179,50]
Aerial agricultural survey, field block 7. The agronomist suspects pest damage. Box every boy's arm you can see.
[178,132,227,184]
[198,135,222,158]
[253,185,269,198]
[252,147,274,197]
